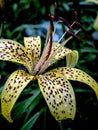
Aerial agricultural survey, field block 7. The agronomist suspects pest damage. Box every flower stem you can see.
[58,121,63,130]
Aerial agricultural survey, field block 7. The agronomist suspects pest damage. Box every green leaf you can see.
[20,109,44,130]
[23,93,42,123]
[13,88,40,119]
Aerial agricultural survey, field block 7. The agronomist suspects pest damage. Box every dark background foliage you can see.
[0,0,98,130]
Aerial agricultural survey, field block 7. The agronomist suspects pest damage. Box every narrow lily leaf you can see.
[51,67,98,98]
[20,109,44,130]
[24,36,41,67]
[66,50,79,67]
[38,72,76,120]
[13,88,40,121]
[1,70,34,123]
[0,39,33,72]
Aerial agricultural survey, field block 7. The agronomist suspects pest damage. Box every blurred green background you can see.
[0,0,98,130]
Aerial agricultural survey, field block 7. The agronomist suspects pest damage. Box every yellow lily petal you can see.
[37,71,76,120]
[66,50,79,67]
[1,70,34,123]
[24,36,41,67]
[86,0,98,4]
[0,39,33,72]
[94,14,98,30]
[38,43,72,73]
[51,67,98,98]
[52,43,72,63]
[85,1,98,30]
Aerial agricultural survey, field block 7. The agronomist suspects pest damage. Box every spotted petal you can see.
[37,71,76,120]
[66,50,79,67]
[0,39,33,73]
[51,67,98,98]
[24,36,41,67]
[38,43,72,73]
[1,70,34,122]
[52,43,72,62]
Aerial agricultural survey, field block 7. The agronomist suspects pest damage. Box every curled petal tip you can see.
[7,117,13,123]
[2,111,13,123]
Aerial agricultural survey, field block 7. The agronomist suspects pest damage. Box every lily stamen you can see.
[66,30,84,42]
[38,18,82,74]
[59,17,73,30]
[38,15,54,71]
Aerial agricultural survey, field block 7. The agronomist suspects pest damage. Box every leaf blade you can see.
[20,109,44,130]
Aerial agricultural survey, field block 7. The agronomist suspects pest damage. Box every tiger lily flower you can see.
[0,20,98,123]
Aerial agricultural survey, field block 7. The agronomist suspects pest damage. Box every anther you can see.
[66,31,84,42]
[59,17,72,30]
[54,2,58,19]
[74,11,79,22]
[74,11,79,29]
[48,14,54,31]
[74,11,90,38]
[75,21,90,38]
